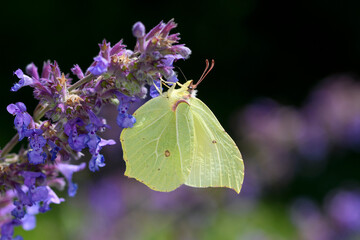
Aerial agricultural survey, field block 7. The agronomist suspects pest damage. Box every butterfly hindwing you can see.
[185,98,244,193]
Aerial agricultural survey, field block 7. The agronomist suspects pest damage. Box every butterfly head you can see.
[169,60,214,102]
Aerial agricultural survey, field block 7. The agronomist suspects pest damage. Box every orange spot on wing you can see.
[164,150,171,157]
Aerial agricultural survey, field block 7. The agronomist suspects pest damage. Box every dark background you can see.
[2,0,360,142]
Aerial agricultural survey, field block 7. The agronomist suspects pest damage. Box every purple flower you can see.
[0,20,194,239]
[48,141,61,161]
[98,40,111,60]
[85,124,101,155]
[117,113,136,128]
[25,63,39,80]
[132,22,145,38]
[116,94,137,128]
[26,130,47,165]
[117,99,130,114]
[7,102,32,141]
[50,61,61,79]
[11,181,49,224]
[11,69,34,92]
[0,219,23,240]
[19,187,64,231]
[150,51,162,60]
[27,151,47,165]
[19,179,48,206]
[6,102,27,114]
[14,185,32,207]
[64,118,87,152]
[57,162,86,197]
[29,186,48,202]
[87,56,109,75]
[89,154,105,172]
[71,64,84,79]
[110,40,126,55]
[98,138,116,148]
[166,71,178,84]
[86,132,115,173]
[22,171,45,187]
[39,187,65,212]
[11,201,25,219]
[87,110,107,129]
[21,212,36,231]
[160,55,177,67]
[150,80,162,98]
[41,60,52,79]
[171,44,191,59]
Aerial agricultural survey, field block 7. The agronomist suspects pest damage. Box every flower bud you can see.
[132,22,145,38]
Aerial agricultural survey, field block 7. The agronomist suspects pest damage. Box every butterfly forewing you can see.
[121,97,194,192]
[185,98,244,193]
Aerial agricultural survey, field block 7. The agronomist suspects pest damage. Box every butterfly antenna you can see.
[194,59,215,88]
[175,65,188,81]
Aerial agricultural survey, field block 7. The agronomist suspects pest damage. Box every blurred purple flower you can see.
[237,99,300,187]
[302,77,360,147]
[296,119,328,161]
[325,189,360,232]
[345,114,360,148]
[236,76,360,194]
[89,176,123,220]
[290,198,334,240]
[57,162,86,197]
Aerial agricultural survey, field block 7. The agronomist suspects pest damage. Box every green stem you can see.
[1,133,19,158]
[33,103,50,122]
[68,74,94,91]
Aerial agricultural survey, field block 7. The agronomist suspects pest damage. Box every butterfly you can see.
[120,60,244,193]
